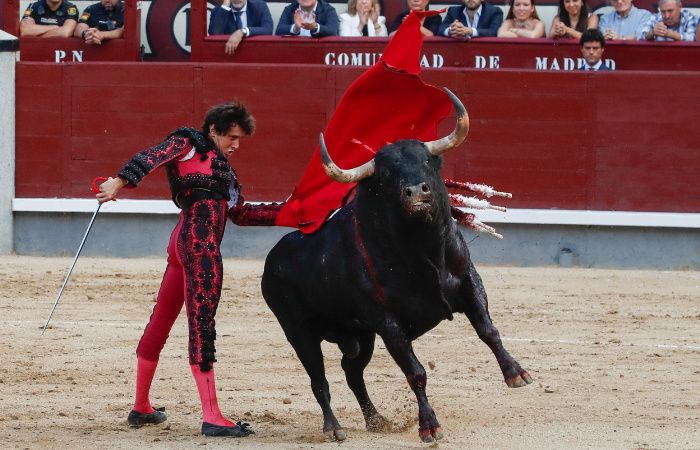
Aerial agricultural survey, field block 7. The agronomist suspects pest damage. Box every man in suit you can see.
[209,0,273,55]
[579,29,612,71]
[275,0,340,37]
[438,0,503,39]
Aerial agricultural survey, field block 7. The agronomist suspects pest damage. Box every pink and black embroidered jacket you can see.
[118,127,282,226]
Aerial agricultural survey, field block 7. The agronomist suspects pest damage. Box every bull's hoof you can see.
[419,426,443,442]
[365,413,392,432]
[324,428,347,441]
[505,371,533,388]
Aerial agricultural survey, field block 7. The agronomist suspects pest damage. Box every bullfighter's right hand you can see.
[96,177,127,204]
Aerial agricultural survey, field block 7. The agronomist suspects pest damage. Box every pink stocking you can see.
[190,364,234,426]
[133,356,158,414]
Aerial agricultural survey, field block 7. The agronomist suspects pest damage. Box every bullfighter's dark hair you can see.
[201,100,256,136]
[579,28,605,47]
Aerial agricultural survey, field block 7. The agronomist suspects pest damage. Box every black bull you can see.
[261,91,532,442]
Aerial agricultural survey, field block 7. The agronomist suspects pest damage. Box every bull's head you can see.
[319,88,469,222]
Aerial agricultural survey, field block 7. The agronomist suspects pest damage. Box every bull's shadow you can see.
[261,90,532,443]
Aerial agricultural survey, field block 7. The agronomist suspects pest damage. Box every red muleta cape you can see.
[275,10,453,233]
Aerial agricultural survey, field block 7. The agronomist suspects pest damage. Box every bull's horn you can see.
[424,88,470,156]
[319,133,376,183]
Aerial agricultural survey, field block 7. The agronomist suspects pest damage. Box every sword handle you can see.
[92,177,109,194]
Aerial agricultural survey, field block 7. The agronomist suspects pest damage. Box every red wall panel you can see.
[15,62,700,213]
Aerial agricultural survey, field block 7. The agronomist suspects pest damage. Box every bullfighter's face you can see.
[210,124,244,157]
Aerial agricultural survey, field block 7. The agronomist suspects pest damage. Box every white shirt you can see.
[339,13,387,37]
[290,3,319,37]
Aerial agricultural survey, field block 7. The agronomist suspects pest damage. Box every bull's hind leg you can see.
[262,279,346,441]
[290,334,347,441]
[340,331,392,432]
[462,261,532,387]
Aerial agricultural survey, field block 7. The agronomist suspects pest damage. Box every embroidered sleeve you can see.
[118,136,192,187]
[227,193,284,226]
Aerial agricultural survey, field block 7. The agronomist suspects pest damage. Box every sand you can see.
[1,255,698,449]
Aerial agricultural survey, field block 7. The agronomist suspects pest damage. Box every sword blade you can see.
[41,202,102,335]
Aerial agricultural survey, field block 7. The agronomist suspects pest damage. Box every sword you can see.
[41,177,108,335]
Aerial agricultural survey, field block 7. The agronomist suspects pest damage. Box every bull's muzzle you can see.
[403,182,433,214]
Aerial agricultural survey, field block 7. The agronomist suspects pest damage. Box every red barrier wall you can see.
[15,62,700,213]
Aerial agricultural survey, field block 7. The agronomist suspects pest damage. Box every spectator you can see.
[579,28,611,70]
[439,0,504,39]
[20,0,78,37]
[549,0,599,39]
[598,0,651,41]
[389,0,441,37]
[209,0,273,55]
[497,0,545,38]
[638,0,697,41]
[275,0,340,37]
[74,0,124,46]
[340,0,388,36]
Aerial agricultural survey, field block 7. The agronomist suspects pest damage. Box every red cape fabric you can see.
[275,10,453,233]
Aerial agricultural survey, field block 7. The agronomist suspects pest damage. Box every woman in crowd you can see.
[340,0,388,36]
[497,0,545,38]
[549,0,598,39]
[389,0,440,37]
[97,101,282,438]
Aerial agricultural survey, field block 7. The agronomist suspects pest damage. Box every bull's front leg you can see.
[378,316,442,443]
[463,260,533,387]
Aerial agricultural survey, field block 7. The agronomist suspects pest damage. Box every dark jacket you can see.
[275,0,340,37]
[438,2,503,38]
[208,0,273,36]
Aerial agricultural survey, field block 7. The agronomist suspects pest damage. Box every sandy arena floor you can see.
[0,256,698,449]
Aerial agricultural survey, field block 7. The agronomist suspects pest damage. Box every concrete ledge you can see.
[13,210,700,269]
[13,198,700,228]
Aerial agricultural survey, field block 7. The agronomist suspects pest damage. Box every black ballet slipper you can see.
[201,421,254,437]
[127,406,167,427]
